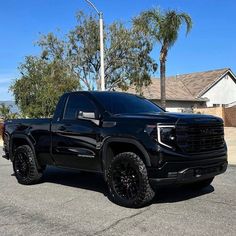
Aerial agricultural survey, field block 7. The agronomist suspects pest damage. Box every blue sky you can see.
[0,0,236,100]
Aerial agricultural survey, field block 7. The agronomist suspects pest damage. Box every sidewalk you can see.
[0,129,235,164]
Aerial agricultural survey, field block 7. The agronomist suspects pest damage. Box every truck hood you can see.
[112,112,223,125]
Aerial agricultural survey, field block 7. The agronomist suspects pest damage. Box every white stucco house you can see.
[124,68,236,112]
[199,70,236,107]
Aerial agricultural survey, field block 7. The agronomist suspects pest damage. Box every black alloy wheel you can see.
[13,145,43,185]
[14,151,30,179]
[107,152,155,208]
[112,161,140,200]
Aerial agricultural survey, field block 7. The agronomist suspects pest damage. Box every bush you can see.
[0,122,4,139]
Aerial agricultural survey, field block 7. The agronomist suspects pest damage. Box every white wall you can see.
[166,101,193,112]
[152,100,205,112]
[201,73,236,107]
[166,107,183,112]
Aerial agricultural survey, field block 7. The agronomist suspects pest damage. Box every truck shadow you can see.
[42,166,108,195]
[42,166,214,204]
[152,185,214,204]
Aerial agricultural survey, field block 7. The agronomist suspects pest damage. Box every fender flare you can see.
[9,134,40,169]
[101,137,151,171]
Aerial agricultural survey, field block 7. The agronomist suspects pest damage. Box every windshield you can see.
[93,92,164,115]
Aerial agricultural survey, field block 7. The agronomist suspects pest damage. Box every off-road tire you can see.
[13,145,43,185]
[107,152,155,208]
[188,177,214,190]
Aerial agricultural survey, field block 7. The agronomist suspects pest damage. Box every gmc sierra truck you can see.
[2,91,227,207]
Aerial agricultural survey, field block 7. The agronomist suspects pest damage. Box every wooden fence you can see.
[194,106,236,127]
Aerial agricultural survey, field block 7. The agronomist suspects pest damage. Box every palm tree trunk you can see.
[160,60,166,109]
[160,46,167,109]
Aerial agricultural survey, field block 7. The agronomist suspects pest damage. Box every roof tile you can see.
[123,68,229,101]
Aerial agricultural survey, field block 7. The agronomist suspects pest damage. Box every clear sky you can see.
[0,0,236,100]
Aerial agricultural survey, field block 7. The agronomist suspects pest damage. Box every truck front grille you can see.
[176,123,225,153]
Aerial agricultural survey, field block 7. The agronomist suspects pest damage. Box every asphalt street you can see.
[0,148,235,236]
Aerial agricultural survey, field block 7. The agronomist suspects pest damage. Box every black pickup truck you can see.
[2,91,227,207]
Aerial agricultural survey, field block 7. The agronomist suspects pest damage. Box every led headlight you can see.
[157,125,176,149]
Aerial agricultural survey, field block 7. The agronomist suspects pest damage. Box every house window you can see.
[213,104,220,107]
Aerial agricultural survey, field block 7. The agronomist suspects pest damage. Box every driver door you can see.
[51,93,101,171]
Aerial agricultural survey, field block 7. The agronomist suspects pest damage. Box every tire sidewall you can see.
[107,152,152,207]
[13,145,42,185]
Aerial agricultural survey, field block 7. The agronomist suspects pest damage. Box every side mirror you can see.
[78,111,100,125]
[78,111,95,119]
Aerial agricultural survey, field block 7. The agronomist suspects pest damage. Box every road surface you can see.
[0,148,235,236]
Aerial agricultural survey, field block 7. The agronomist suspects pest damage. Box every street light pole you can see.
[99,12,105,91]
[84,0,105,91]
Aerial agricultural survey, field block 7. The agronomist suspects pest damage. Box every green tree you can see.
[0,103,11,120]
[11,11,157,117]
[64,11,157,91]
[105,22,157,92]
[133,9,192,108]
[0,103,19,120]
[11,56,80,118]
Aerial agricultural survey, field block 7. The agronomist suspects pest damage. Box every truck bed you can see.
[5,118,51,134]
[3,118,52,161]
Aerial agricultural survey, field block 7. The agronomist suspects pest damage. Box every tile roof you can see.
[176,68,230,97]
[123,68,230,101]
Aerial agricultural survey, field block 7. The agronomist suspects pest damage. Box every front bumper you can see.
[148,156,228,186]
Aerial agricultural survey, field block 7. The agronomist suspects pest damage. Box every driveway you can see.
[0,148,236,236]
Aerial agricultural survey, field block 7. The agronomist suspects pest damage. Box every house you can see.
[124,68,236,112]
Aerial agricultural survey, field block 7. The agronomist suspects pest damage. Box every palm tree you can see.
[133,9,192,109]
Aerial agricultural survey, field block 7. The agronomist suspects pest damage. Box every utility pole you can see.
[84,0,105,91]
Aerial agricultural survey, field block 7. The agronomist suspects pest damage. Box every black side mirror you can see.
[78,111,100,125]
[78,111,95,119]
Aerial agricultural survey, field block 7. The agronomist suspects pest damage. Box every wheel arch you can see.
[101,137,151,174]
[9,134,40,169]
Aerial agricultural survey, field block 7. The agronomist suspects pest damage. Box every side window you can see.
[63,94,96,120]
